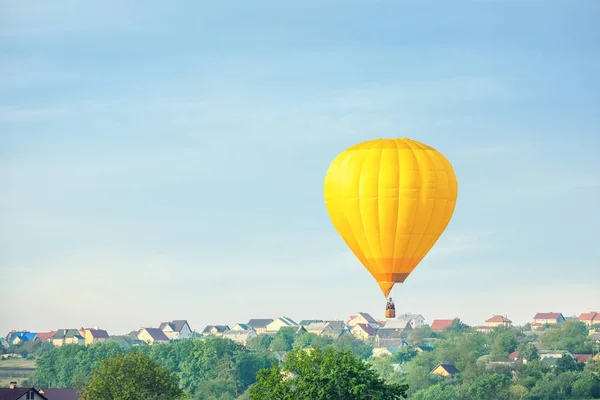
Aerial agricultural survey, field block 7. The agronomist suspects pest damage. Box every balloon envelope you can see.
[324,138,458,298]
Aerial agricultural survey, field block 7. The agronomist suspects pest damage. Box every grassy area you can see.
[0,358,36,387]
[0,358,36,368]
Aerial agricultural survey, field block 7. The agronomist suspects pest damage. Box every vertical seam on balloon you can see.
[390,138,400,274]
[357,140,381,274]
[339,148,368,267]
[375,139,385,278]
[401,140,421,265]
[407,148,439,267]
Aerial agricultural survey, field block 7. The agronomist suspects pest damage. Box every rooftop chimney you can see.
[9,381,17,389]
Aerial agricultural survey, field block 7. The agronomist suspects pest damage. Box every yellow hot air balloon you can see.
[324,138,458,301]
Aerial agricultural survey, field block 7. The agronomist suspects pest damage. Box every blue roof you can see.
[10,331,37,344]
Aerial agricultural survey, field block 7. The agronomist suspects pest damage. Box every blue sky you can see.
[1,0,599,334]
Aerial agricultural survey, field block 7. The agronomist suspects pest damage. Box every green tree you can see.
[249,347,408,399]
[571,372,600,399]
[332,334,373,360]
[555,354,584,374]
[540,321,592,353]
[79,351,184,400]
[412,383,460,400]
[391,347,418,364]
[247,334,274,351]
[462,373,511,400]
[490,330,518,360]
[517,343,539,362]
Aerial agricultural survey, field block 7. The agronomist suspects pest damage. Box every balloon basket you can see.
[385,309,395,319]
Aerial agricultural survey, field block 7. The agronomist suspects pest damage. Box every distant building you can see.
[137,328,170,345]
[78,328,110,345]
[201,325,230,337]
[579,312,599,327]
[431,363,459,377]
[532,313,565,330]
[430,319,454,331]
[52,329,84,347]
[159,320,193,340]
[266,317,298,332]
[247,319,273,335]
[347,313,378,329]
[485,315,512,328]
[396,313,426,329]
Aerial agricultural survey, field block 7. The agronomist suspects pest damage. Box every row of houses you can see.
[4,311,599,351]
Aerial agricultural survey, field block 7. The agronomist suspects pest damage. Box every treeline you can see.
[372,320,600,399]
[32,329,374,399]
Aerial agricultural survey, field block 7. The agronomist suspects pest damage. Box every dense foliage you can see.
[250,347,408,399]
[79,352,184,400]
[22,319,600,399]
[374,320,600,400]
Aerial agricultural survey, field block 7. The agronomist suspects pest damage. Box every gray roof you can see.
[247,319,273,328]
[435,364,459,375]
[376,328,403,339]
[299,320,323,326]
[202,325,229,333]
[325,320,345,329]
[142,328,170,341]
[160,320,189,332]
[38,388,80,400]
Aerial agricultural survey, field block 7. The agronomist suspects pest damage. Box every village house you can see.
[159,320,193,340]
[37,388,80,400]
[9,332,38,346]
[52,329,84,347]
[78,328,110,345]
[305,321,348,338]
[350,324,378,340]
[396,313,426,329]
[137,328,170,345]
[532,312,566,330]
[266,317,298,332]
[430,319,454,331]
[431,363,459,378]
[347,313,378,329]
[222,330,257,345]
[382,319,412,330]
[372,347,402,358]
[230,323,252,331]
[578,312,599,327]
[485,315,512,328]
[0,383,46,400]
[36,331,56,343]
[201,325,230,337]
[247,319,273,334]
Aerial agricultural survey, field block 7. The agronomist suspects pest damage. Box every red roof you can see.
[573,354,592,363]
[354,323,377,336]
[486,315,511,323]
[431,319,454,331]
[508,351,519,361]
[533,312,562,320]
[37,331,57,341]
[579,312,598,321]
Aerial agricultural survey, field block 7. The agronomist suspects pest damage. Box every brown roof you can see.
[534,312,563,320]
[36,331,57,341]
[486,315,511,323]
[579,312,598,321]
[38,388,80,400]
[508,351,519,360]
[431,319,454,331]
[572,354,592,363]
